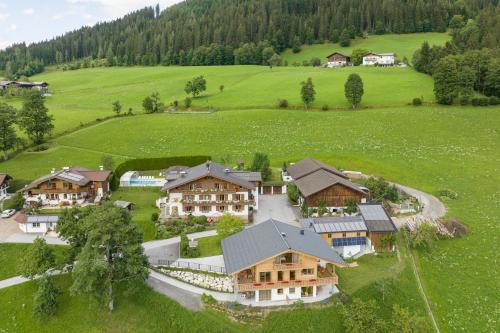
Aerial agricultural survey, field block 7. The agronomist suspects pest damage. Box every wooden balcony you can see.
[235,275,338,292]
[273,260,302,270]
[181,200,254,206]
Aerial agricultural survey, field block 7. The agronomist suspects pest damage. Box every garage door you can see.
[272,186,282,194]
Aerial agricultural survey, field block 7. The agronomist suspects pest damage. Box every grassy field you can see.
[195,235,222,257]
[1,105,499,332]
[281,32,450,64]
[0,244,69,280]
[0,275,248,333]
[112,187,162,241]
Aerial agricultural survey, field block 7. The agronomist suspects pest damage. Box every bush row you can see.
[110,155,210,190]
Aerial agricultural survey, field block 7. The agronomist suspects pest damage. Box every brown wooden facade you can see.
[26,178,109,201]
[305,183,368,207]
[233,250,339,292]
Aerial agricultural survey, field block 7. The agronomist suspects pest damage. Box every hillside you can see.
[0,0,495,78]
[281,32,451,64]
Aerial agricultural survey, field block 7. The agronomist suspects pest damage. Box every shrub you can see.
[287,183,299,204]
[310,57,321,67]
[216,214,245,238]
[277,99,289,108]
[184,97,192,109]
[489,96,499,105]
[172,100,179,108]
[201,293,217,304]
[321,104,329,111]
[180,233,200,258]
[151,212,159,222]
[4,192,25,210]
[459,96,470,105]
[478,97,490,106]
[302,60,310,66]
[31,144,49,152]
[471,98,480,106]
[412,98,422,106]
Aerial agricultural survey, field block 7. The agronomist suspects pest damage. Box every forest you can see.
[0,0,497,78]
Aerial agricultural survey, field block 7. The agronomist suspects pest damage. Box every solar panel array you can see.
[312,216,367,233]
[358,205,389,221]
[59,172,86,182]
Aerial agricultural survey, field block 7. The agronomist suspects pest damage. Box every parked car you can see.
[1,209,16,218]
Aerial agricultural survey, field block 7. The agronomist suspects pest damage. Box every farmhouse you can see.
[15,213,59,233]
[159,161,261,220]
[326,52,351,67]
[300,204,397,257]
[0,81,49,93]
[20,166,111,207]
[362,52,395,66]
[0,173,12,200]
[222,219,345,303]
[287,158,370,213]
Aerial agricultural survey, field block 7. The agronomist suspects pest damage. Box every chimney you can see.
[50,168,56,174]
[99,165,104,171]
[206,160,211,170]
[309,222,313,227]
[300,229,305,235]
[281,232,286,237]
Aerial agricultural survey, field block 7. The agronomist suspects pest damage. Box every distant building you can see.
[326,52,351,67]
[222,219,346,303]
[0,173,12,200]
[0,81,49,93]
[300,204,397,257]
[20,166,111,207]
[287,158,370,213]
[159,161,261,220]
[362,52,395,66]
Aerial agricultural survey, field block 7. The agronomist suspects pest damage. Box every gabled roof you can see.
[161,161,255,191]
[363,52,395,57]
[326,52,350,59]
[0,173,12,185]
[221,219,346,274]
[358,204,397,232]
[294,169,367,198]
[287,158,348,180]
[15,213,59,224]
[22,167,111,191]
[300,216,367,233]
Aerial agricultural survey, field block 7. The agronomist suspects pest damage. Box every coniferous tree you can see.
[339,29,351,47]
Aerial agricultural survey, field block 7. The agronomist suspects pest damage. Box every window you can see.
[188,184,197,190]
[184,195,193,202]
[234,204,243,212]
[289,270,296,281]
[218,194,225,201]
[327,234,332,238]
[301,268,314,276]
[201,206,210,213]
[277,288,283,295]
[342,232,347,237]
[214,183,221,190]
[185,206,193,213]
[217,206,225,212]
[275,252,299,264]
[277,271,283,282]
[357,232,361,236]
[301,286,313,297]
[63,182,69,189]
[259,290,271,301]
[234,194,243,201]
[32,222,40,228]
[333,237,367,247]
[259,272,271,282]
[289,288,295,294]
[200,195,210,201]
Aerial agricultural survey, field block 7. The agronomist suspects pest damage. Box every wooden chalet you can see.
[160,161,261,220]
[287,158,370,212]
[20,166,111,207]
[222,219,346,303]
[326,52,351,67]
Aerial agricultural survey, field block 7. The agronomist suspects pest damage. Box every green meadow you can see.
[281,32,451,64]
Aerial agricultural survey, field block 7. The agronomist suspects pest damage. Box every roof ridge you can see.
[270,219,291,249]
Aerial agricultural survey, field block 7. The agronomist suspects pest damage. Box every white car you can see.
[1,209,16,218]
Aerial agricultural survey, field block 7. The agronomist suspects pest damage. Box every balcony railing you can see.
[235,275,338,292]
[273,260,302,270]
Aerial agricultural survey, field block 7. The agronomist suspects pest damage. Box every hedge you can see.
[110,155,211,190]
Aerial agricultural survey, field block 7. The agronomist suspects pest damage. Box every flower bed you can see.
[157,267,234,293]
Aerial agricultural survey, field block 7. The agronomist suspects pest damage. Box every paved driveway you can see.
[0,213,22,241]
[254,195,300,226]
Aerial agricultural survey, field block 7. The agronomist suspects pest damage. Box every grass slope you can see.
[1,105,498,332]
[281,32,450,64]
[0,275,247,333]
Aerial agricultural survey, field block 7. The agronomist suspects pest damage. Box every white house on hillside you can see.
[362,52,395,66]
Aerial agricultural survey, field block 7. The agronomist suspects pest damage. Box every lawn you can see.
[281,32,451,64]
[112,187,162,241]
[0,275,248,333]
[0,243,69,280]
[195,235,222,257]
[1,105,498,332]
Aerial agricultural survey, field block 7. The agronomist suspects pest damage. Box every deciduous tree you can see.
[216,214,245,238]
[0,103,18,160]
[342,298,384,333]
[112,100,122,115]
[18,238,56,279]
[344,73,364,108]
[32,274,61,319]
[184,76,207,97]
[300,77,315,110]
[250,152,271,181]
[18,91,54,144]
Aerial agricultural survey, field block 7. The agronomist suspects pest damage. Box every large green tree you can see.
[32,274,61,319]
[391,304,430,333]
[342,298,384,333]
[344,73,364,108]
[17,91,54,144]
[216,214,245,239]
[0,103,18,160]
[300,77,315,110]
[250,152,271,181]
[339,29,351,47]
[69,203,148,311]
[18,238,56,279]
[184,76,207,97]
[433,56,460,105]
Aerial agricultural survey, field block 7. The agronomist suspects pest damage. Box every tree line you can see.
[412,5,499,104]
[1,0,496,78]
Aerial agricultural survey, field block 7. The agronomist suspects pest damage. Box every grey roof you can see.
[161,161,255,191]
[358,204,397,232]
[114,200,133,209]
[287,158,348,180]
[163,166,189,181]
[226,171,262,183]
[22,167,111,191]
[26,215,59,224]
[300,216,367,233]
[294,169,367,198]
[221,219,345,274]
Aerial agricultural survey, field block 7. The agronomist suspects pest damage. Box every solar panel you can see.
[60,172,85,182]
